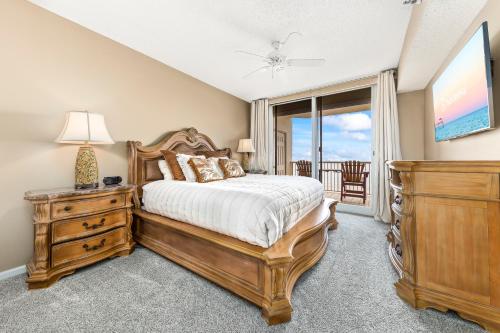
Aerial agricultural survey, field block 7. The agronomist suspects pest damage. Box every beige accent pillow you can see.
[189,157,224,183]
[177,154,205,182]
[158,160,174,180]
[218,159,246,178]
[207,157,225,178]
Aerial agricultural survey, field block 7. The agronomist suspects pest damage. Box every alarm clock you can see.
[103,176,122,186]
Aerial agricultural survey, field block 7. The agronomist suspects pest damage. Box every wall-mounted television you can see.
[432,22,494,142]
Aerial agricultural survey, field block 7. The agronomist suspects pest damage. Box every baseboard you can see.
[0,265,26,281]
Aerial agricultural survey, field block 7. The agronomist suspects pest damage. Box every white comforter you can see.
[142,175,324,248]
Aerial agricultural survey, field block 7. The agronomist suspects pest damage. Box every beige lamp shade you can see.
[237,139,255,153]
[56,111,114,144]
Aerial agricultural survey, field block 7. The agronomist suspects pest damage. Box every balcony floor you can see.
[325,191,371,207]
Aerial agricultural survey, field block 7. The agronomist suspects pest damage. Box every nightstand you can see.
[24,184,135,289]
[245,169,268,175]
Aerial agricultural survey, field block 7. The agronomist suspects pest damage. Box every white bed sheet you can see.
[142,174,324,248]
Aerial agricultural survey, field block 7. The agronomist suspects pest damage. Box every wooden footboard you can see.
[133,198,337,324]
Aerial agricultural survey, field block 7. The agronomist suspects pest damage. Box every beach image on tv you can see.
[432,25,492,142]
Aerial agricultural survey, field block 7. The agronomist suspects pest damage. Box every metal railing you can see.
[290,161,371,194]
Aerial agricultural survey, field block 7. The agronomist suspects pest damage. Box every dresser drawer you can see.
[414,172,499,199]
[52,210,127,244]
[51,227,126,267]
[51,194,125,219]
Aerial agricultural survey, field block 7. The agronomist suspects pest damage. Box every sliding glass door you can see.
[318,88,372,206]
[273,87,373,209]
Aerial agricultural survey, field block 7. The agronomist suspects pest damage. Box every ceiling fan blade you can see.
[242,65,271,79]
[279,32,302,46]
[287,58,326,67]
[235,50,267,59]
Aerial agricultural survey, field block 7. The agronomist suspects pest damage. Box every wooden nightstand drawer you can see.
[51,227,126,267]
[52,209,127,244]
[51,193,125,219]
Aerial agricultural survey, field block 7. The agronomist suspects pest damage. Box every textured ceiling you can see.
[397,0,488,92]
[28,0,488,100]
[29,0,412,101]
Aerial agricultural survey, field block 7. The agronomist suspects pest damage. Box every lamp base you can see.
[241,153,250,171]
[75,145,99,190]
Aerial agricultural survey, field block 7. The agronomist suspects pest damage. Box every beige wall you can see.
[423,0,500,160]
[397,91,425,160]
[0,1,249,272]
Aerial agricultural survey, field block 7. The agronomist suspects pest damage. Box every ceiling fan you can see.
[236,32,326,79]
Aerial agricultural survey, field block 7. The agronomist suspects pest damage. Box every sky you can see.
[432,24,490,125]
[291,110,372,162]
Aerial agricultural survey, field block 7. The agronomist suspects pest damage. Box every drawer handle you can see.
[64,206,72,212]
[395,218,401,230]
[82,239,106,252]
[82,218,105,230]
[394,196,402,205]
[110,199,117,204]
[395,244,402,257]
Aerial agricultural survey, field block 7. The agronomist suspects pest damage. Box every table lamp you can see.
[237,138,255,171]
[56,111,114,189]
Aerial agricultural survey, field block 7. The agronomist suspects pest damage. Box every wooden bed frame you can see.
[127,127,338,324]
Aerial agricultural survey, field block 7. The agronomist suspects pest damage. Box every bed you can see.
[127,127,337,324]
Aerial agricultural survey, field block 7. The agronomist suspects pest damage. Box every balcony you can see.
[289,161,371,207]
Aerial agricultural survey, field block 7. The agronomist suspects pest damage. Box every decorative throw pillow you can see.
[189,157,224,183]
[196,149,231,159]
[177,153,205,182]
[207,157,226,178]
[158,160,173,180]
[161,150,185,181]
[219,159,246,178]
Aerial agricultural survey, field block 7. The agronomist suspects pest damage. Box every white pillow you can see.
[177,154,205,182]
[158,160,173,180]
[207,157,225,178]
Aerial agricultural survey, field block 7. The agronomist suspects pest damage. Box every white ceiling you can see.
[29,0,412,101]
[29,0,487,101]
[397,0,488,92]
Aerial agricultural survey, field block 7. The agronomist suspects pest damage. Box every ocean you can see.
[435,106,491,141]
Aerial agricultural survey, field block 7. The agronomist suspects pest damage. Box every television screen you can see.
[432,22,494,142]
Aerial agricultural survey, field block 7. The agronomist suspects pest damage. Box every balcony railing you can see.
[290,161,371,195]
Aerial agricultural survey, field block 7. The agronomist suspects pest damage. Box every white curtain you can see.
[250,99,270,171]
[371,70,402,223]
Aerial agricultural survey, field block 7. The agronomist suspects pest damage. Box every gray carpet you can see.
[0,213,484,332]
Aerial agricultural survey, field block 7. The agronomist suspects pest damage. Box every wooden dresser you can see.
[24,185,135,289]
[387,161,500,332]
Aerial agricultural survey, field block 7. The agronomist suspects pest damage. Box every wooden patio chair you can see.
[296,160,312,177]
[340,160,369,204]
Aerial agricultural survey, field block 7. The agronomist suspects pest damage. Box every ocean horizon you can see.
[435,106,491,141]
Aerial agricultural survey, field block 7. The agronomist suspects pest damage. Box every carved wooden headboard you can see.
[127,127,231,199]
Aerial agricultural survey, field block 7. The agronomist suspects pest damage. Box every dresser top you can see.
[387,160,500,173]
[25,184,135,201]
